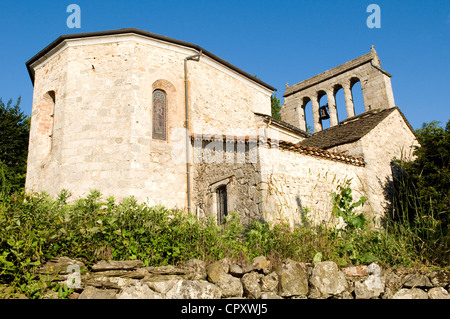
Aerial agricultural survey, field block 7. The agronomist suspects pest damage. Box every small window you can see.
[216,185,228,224]
[152,89,167,140]
[39,90,56,152]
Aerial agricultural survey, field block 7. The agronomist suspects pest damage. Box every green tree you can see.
[271,94,281,120]
[390,120,449,261]
[0,97,30,194]
[405,121,449,218]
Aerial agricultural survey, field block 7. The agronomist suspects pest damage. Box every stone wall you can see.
[259,144,368,228]
[328,109,418,223]
[25,33,273,208]
[192,139,264,224]
[26,37,194,207]
[191,134,369,228]
[189,55,272,136]
[31,256,450,299]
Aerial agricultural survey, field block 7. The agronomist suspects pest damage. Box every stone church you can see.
[25,28,417,228]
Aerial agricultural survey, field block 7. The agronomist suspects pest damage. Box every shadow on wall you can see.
[379,161,399,228]
[296,195,309,228]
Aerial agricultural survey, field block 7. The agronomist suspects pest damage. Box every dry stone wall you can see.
[34,256,449,300]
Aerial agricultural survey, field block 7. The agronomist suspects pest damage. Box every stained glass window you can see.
[152,89,167,140]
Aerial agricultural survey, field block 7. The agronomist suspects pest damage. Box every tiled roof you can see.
[277,140,365,166]
[299,107,401,150]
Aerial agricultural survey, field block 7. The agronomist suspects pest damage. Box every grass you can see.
[1,187,448,298]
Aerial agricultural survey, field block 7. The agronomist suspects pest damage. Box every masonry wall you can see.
[25,48,69,197]
[26,39,187,207]
[259,145,368,228]
[26,37,185,205]
[26,34,273,208]
[192,140,264,224]
[189,57,272,136]
[329,110,418,222]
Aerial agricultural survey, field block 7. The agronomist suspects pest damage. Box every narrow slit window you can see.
[152,89,167,140]
[217,185,228,224]
[39,90,56,153]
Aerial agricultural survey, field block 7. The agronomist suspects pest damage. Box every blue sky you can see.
[1,0,449,130]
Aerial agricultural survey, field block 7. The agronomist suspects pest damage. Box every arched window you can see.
[350,78,365,115]
[39,90,56,152]
[152,89,167,140]
[318,91,330,130]
[302,97,313,134]
[334,85,346,123]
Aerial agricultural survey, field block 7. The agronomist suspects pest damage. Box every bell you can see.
[319,105,330,120]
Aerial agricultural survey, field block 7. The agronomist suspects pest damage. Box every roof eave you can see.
[25,28,277,92]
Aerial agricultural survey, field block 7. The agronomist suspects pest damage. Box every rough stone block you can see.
[165,280,222,299]
[206,259,230,284]
[428,287,450,299]
[403,273,433,288]
[78,286,117,299]
[251,255,272,274]
[275,259,309,297]
[310,261,348,298]
[342,265,368,277]
[260,272,279,292]
[241,271,263,299]
[117,281,163,299]
[91,260,143,272]
[392,288,428,299]
[216,273,243,298]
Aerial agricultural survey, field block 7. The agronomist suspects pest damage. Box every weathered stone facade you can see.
[25,28,417,228]
[192,138,264,223]
[25,29,273,211]
[326,109,418,220]
[259,141,367,228]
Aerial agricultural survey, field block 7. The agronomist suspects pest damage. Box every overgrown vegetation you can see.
[0,183,447,298]
[0,98,448,298]
[386,120,449,266]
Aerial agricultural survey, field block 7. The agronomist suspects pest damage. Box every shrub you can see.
[388,120,449,266]
[1,182,448,298]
